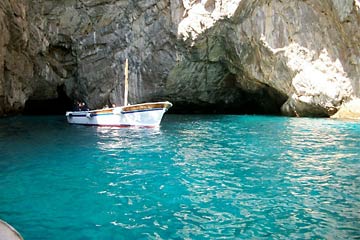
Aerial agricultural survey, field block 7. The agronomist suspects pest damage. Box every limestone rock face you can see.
[0,0,33,115]
[28,0,178,109]
[170,0,360,116]
[0,0,359,116]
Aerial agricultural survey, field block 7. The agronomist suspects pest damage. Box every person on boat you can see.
[80,102,89,111]
[73,101,81,111]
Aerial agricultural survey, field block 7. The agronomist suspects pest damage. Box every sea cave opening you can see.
[24,85,73,115]
[170,84,287,115]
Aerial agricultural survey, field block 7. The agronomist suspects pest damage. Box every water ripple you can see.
[0,115,359,239]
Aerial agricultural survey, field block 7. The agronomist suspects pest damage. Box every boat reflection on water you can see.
[95,126,162,152]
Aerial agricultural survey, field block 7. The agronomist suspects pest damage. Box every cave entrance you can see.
[24,85,73,115]
[170,79,288,115]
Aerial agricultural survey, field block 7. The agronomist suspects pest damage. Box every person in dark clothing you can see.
[80,102,89,111]
[73,101,81,111]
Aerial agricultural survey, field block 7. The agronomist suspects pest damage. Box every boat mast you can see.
[124,58,129,106]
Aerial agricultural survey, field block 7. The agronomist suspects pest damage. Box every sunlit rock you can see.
[278,45,354,117]
[331,98,360,120]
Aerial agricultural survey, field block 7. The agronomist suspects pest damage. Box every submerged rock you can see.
[0,0,359,117]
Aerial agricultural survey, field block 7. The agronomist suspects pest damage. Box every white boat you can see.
[66,59,172,127]
[66,101,172,128]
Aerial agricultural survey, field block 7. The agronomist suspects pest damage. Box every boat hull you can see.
[66,102,172,128]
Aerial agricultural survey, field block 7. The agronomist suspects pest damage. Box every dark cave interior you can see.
[23,85,73,115]
[169,85,287,115]
[22,84,286,115]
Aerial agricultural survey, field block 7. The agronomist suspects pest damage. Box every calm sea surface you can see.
[0,115,359,239]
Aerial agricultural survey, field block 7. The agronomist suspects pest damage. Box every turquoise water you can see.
[0,115,359,239]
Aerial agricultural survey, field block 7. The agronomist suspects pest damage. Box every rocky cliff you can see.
[0,0,359,117]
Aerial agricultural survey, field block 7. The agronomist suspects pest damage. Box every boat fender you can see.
[86,112,92,118]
